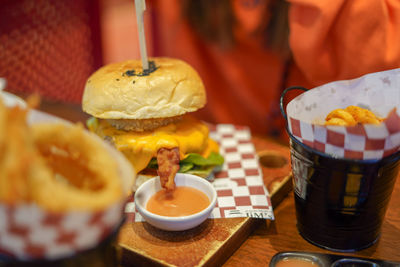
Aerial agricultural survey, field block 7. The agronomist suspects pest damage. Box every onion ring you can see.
[31,123,124,212]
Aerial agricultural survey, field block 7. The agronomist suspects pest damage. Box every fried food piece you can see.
[157,147,180,191]
[325,106,382,126]
[0,96,124,212]
[345,105,382,124]
[324,117,349,126]
[0,100,50,203]
[325,108,357,126]
[31,123,123,212]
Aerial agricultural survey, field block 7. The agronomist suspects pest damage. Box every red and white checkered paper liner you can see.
[125,124,274,222]
[286,68,400,160]
[0,97,135,261]
[0,202,125,260]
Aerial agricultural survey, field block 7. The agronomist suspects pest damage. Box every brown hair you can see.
[181,0,290,59]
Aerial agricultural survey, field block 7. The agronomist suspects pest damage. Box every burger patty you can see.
[107,115,183,132]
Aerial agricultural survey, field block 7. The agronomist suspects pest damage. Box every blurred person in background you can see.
[140,0,400,140]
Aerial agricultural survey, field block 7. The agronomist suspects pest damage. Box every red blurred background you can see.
[0,0,141,104]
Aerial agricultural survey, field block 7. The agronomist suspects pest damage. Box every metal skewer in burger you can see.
[82,58,224,191]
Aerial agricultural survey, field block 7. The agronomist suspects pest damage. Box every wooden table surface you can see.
[223,178,400,266]
[37,101,400,266]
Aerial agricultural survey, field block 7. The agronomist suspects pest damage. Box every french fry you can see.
[0,101,45,203]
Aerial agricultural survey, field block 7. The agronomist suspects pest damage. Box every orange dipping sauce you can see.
[275,258,320,267]
[146,186,210,217]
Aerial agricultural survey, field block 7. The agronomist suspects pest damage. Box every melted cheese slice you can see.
[90,116,218,175]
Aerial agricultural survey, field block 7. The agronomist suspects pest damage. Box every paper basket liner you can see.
[0,201,124,260]
[286,68,400,160]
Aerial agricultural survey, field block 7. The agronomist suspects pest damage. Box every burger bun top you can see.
[82,57,206,119]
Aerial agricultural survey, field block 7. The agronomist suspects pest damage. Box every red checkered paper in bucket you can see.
[286,68,400,160]
[0,94,135,261]
[125,124,274,222]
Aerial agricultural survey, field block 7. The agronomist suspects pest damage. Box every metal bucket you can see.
[280,87,400,252]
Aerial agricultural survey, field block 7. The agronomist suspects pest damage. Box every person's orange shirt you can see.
[146,0,400,137]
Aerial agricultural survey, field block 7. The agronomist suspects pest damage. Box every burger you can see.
[82,58,223,191]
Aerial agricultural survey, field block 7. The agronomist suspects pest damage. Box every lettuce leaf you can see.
[86,117,98,132]
[146,158,158,169]
[180,152,224,166]
[179,152,224,177]
[179,162,194,173]
[183,165,217,178]
[146,152,224,178]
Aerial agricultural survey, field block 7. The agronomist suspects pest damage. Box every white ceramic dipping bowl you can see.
[134,173,217,231]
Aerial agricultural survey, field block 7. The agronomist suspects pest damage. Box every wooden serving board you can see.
[117,136,292,267]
